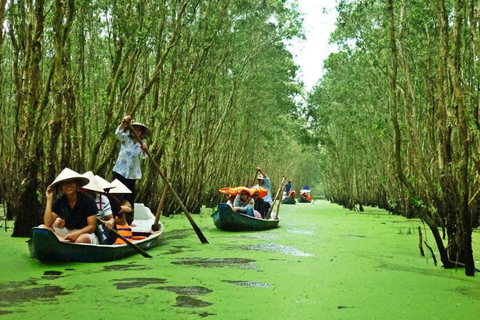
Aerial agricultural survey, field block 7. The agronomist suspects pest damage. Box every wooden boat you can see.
[298,196,312,203]
[211,203,280,231]
[28,225,163,263]
[282,195,296,204]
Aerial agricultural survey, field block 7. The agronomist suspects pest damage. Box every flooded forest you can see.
[1,0,480,277]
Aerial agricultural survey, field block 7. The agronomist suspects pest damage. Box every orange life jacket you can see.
[114,224,133,245]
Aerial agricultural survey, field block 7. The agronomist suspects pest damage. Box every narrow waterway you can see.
[1,200,479,319]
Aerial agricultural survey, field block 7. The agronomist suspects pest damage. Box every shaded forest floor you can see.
[0,200,479,319]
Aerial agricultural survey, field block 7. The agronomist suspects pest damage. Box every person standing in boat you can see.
[285,181,292,195]
[112,115,150,221]
[41,168,99,244]
[253,167,273,205]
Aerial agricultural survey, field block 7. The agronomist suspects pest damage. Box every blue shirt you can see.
[113,126,147,179]
[285,183,291,194]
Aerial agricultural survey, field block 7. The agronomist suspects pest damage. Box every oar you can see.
[266,176,286,219]
[275,188,283,220]
[125,121,209,244]
[152,186,168,232]
[97,218,152,258]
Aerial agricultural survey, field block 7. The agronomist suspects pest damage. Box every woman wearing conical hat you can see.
[41,168,99,244]
[112,115,150,219]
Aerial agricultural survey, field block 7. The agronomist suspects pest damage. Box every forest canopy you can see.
[0,0,321,237]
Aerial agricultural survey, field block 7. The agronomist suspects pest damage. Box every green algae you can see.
[0,200,479,319]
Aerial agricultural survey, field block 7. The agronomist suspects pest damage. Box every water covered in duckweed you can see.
[1,200,480,319]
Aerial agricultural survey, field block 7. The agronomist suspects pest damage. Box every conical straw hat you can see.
[109,179,132,194]
[94,175,115,191]
[49,168,89,188]
[80,171,105,193]
[131,122,151,139]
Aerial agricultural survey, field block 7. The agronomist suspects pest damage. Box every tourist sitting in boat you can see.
[251,187,270,219]
[219,187,237,207]
[40,168,99,244]
[110,179,134,225]
[253,167,273,205]
[108,178,133,244]
[300,191,312,201]
[232,187,258,217]
[79,172,115,245]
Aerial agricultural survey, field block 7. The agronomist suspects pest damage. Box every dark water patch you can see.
[222,280,270,288]
[343,234,366,238]
[65,268,75,271]
[198,311,216,317]
[175,295,212,308]
[162,229,192,241]
[172,258,257,269]
[0,285,70,307]
[241,243,313,257]
[337,305,353,309]
[42,270,63,280]
[112,277,167,290]
[0,310,13,315]
[103,264,150,272]
[165,249,183,255]
[1,279,38,290]
[456,287,480,301]
[157,286,212,295]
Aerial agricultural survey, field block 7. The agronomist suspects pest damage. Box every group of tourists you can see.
[283,181,312,201]
[39,115,151,244]
[221,167,274,219]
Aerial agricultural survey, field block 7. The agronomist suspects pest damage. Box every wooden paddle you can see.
[266,176,286,219]
[152,186,167,232]
[125,121,209,244]
[97,218,153,258]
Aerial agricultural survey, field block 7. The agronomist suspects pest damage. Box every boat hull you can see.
[298,197,311,203]
[212,204,280,231]
[28,226,162,263]
[281,195,296,204]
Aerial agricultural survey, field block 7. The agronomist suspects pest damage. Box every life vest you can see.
[113,224,133,245]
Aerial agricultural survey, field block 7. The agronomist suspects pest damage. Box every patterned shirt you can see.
[112,126,147,179]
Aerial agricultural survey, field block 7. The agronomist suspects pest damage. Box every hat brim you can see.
[50,177,90,189]
[132,122,151,139]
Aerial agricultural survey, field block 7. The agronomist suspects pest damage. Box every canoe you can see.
[28,225,163,263]
[282,195,296,204]
[211,203,280,231]
[298,196,312,203]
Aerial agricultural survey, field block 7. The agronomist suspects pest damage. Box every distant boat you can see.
[282,194,296,204]
[211,203,280,231]
[298,196,312,203]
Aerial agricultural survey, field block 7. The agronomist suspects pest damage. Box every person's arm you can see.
[256,167,266,179]
[139,143,148,159]
[64,215,97,242]
[115,115,132,141]
[233,195,245,212]
[44,187,58,227]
